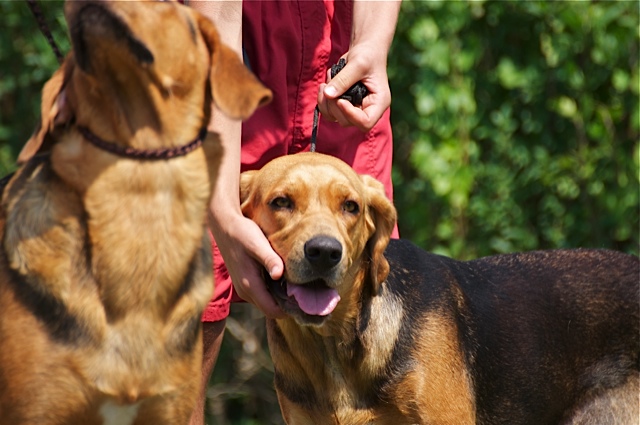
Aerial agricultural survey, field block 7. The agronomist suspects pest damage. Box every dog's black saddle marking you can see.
[1,164,90,345]
[5,261,91,345]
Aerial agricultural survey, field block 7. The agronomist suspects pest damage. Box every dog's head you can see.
[19,0,271,163]
[240,153,397,326]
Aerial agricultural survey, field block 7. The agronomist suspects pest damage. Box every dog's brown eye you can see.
[343,200,359,214]
[270,196,293,210]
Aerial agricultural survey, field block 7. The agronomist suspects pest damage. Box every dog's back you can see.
[385,239,639,424]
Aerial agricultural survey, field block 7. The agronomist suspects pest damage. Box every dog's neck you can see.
[41,128,219,321]
[68,68,208,153]
[269,266,402,399]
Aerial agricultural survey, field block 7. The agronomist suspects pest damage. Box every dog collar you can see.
[77,126,207,160]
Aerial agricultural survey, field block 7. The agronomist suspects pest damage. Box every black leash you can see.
[25,0,65,64]
[310,107,320,153]
[310,58,369,153]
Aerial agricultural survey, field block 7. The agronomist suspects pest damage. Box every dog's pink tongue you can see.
[287,284,340,316]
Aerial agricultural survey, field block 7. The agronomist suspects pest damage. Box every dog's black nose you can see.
[304,236,342,270]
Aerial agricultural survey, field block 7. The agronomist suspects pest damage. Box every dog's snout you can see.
[69,3,155,73]
[304,236,342,270]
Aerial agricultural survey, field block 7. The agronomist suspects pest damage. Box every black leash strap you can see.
[25,0,65,64]
[310,58,369,153]
[310,106,320,153]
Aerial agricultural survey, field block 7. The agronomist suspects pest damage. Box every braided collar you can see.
[78,126,207,160]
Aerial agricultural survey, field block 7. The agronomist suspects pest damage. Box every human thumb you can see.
[324,61,359,99]
[260,246,284,281]
[324,60,369,107]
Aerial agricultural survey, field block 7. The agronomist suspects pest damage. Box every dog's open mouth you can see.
[265,272,341,319]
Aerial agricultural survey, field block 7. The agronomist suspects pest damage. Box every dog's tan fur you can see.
[240,153,639,425]
[240,154,473,424]
[0,2,270,424]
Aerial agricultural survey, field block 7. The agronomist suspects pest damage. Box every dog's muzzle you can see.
[265,274,341,326]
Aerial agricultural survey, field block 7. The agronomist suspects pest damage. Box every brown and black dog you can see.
[240,153,639,425]
[0,1,270,424]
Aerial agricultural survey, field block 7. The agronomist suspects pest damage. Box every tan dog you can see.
[240,153,639,425]
[0,1,270,424]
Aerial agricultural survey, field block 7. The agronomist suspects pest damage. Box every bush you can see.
[390,1,639,258]
[0,0,68,176]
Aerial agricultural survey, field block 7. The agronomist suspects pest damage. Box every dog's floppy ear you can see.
[195,14,272,121]
[362,175,397,295]
[18,58,75,164]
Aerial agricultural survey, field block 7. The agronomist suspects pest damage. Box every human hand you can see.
[316,44,392,132]
[210,212,286,319]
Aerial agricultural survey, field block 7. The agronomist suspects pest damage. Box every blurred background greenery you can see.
[1,1,638,424]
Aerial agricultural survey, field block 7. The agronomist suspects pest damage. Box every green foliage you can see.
[0,0,67,175]
[2,1,636,253]
[390,0,639,258]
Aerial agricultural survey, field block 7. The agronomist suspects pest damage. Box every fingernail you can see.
[269,267,278,278]
[325,86,338,97]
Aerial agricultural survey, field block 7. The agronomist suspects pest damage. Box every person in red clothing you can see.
[187,1,401,423]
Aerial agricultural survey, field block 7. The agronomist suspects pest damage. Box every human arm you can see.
[317,1,402,132]
[189,1,285,319]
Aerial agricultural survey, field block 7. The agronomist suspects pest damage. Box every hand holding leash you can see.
[330,58,369,106]
[311,58,370,152]
[317,47,392,132]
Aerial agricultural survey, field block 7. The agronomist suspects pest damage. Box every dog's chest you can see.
[274,291,419,423]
